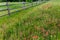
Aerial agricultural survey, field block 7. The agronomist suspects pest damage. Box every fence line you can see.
[0,0,48,17]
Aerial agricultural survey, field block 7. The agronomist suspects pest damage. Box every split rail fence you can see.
[0,0,48,17]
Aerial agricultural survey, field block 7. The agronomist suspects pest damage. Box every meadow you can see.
[0,0,60,40]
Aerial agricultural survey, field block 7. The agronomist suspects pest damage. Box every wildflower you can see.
[24,38,26,40]
[40,27,45,33]
[32,35,39,39]
[45,31,49,36]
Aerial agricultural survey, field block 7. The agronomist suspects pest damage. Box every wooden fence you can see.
[0,0,47,17]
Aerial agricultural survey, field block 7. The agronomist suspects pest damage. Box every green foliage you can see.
[0,0,49,2]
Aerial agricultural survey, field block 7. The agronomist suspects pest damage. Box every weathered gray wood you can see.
[22,2,26,9]
[6,0,10,16]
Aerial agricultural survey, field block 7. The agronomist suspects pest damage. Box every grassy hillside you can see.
[0,0,60,40]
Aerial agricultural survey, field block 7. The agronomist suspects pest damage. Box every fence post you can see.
[6,0,10,16]
[22,2,26,9]
[36,0,37,5]
[31,0,33,7]
[39,0,40,4]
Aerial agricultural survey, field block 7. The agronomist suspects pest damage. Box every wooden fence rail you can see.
[0,0,47,17]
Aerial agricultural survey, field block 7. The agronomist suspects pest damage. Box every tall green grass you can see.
[0,0,60,40]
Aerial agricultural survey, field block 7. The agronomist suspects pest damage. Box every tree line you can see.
[0,0,49,2]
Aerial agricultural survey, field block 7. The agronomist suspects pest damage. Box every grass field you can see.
[0,0,60,40]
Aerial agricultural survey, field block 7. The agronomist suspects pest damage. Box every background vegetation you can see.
[0,0,49,2]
